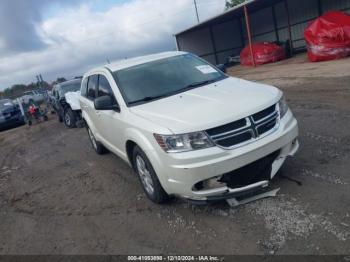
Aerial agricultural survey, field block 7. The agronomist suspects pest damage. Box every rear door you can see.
[80,75,99,133]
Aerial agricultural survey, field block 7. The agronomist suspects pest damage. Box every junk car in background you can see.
[0,99,25,130]
[51,79,84,128]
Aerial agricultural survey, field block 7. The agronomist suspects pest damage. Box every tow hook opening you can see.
[193,176,225,191]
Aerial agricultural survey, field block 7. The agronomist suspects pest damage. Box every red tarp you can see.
[240,42,285,66]
[304,11,350,62]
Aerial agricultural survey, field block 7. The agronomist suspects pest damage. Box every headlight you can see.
[154,132,214,153]
[278,96,289,118]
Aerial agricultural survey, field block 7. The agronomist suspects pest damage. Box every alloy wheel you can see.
[65,113,71,126]
[136,155,154,195]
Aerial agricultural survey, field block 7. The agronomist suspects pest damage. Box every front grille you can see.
[216,131,253,148]
[206,119,247,136]
[257,117,278,135]
[206,104,279,149]
[252,105,275,122]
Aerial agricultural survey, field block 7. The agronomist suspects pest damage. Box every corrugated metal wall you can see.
[176,0,350,65]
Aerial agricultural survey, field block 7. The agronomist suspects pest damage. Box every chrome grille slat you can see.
[254,111,278,124]
[205,104,279,149]
[210,118,250,140]
[212,128,253,142]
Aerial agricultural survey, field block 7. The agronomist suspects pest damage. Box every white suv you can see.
[79,52,299,204]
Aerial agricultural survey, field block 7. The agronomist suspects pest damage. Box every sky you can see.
[0,0,226,90]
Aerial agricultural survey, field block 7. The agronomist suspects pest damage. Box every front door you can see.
[94,74,126,159]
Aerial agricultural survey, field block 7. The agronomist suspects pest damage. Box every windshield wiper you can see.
[182,77,224,90]
[128,94,167,105]
[184,79,213,89]
[128,77,225,105]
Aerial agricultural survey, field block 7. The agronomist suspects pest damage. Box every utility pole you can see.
[194,0,199,23]
[36,74,44,89]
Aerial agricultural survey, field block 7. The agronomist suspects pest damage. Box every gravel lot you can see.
[0,54,349,255]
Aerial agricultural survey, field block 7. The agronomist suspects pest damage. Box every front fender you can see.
[124,128,156,152]
[124,128,170,192]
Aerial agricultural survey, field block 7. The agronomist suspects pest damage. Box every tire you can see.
[132,146,169,204]
[64,108,77,128]
[86,126,108,155]
[56,110,63,122]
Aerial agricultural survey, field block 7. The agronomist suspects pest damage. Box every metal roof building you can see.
[175,0,350,66]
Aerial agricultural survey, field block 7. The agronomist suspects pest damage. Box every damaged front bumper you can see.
[186,138,299,204]
[151,110,299,203]
[187,180,270,205]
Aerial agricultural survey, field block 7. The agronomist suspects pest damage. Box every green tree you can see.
[56,77,67,83]
[225,0,246,10]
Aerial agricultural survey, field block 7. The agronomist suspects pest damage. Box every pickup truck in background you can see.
[20,90,46,104]
[51,79,83,128]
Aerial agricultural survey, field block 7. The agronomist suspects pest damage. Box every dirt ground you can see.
[0,54,349,255]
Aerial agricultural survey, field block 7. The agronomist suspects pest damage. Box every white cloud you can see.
[0,0,225,90]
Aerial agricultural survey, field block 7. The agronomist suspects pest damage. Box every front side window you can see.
[113,54,225,106]
[87,75,98,99]
[81,77,88,97]
[97,75,118,107]
[97,75,113,97]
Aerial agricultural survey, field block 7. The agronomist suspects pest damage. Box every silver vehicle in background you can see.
[20,90,46,104]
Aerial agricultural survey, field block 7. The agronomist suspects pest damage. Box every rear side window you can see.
[81,77,88,97]
[87,75,98,99]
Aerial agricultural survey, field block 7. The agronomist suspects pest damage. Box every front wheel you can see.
[56,109,63,122]
[64,108,77,128]
[132,146,169,204]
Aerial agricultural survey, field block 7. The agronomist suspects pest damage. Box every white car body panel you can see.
[65,91,81,111]
[80,51,299,202]
[130,77,281,134]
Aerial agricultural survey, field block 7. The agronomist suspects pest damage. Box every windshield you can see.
[113,54,226,106]
[61,82,81,95]
[0,100,13,110]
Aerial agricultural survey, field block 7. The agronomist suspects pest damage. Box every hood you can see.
[130,77,281,134]
[0,104,16,115]
[65,91,81,111]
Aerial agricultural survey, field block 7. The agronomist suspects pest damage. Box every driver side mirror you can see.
[216,64,227,73]
[94,96,119,111]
